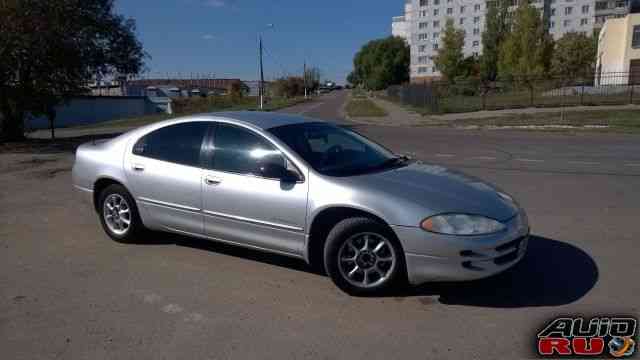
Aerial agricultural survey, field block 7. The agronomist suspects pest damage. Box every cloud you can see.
[204,0,226,7]
[202,34,215,40]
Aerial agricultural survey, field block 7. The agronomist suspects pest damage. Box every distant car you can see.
[72,112,529,295]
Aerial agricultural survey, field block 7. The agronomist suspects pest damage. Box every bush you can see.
[171,96,253,114]
[272,77,306,98]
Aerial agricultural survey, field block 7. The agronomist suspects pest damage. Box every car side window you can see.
[212,123,285,176]
[132,122,209,167]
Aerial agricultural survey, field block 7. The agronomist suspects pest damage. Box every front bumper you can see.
[392,212,529,285]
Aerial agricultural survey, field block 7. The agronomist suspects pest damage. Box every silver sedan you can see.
[72,112,529,295]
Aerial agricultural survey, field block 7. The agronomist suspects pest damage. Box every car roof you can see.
[206,111,320,130]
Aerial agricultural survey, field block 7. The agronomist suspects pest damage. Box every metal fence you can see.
[386,72,640,114]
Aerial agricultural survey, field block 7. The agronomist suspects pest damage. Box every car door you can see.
[124,121,210,235]
[202,123,309,256]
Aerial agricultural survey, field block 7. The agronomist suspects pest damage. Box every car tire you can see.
[98,184,145,243]
[324,217,406,296]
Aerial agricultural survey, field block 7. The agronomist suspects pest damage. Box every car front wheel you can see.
[324,217,406,296]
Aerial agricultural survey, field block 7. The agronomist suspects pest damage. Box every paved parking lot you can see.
[1,92,639,359]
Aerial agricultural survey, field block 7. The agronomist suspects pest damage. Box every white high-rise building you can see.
[392,0,630,80]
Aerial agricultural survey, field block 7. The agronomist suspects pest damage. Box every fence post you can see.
[630,84,634,104]
[481,84,487,111]
[580,82,585,105]
[424,79,428,110]
[529,84,534,107]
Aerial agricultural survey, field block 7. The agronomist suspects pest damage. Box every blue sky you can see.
[116,0,402,84]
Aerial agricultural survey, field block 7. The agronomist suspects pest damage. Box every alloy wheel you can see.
[337,232,397,288]
[103,193,131,236]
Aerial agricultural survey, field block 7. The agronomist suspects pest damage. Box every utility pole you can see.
[303,61,307,99]
[259,36,265,110]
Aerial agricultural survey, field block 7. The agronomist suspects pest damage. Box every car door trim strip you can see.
[138,197,201,212]
[202,210,304,232]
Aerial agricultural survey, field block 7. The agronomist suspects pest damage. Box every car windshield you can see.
[269,122,408,176]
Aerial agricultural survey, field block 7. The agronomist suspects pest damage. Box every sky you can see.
[115,0,403,84]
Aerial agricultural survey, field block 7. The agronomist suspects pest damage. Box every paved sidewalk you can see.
[343,95,424,126]
[354,96,640,126]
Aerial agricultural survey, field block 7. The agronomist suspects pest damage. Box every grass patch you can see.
[351,88,367,99]
[72,96,309,131]
[386,89,640,115]
[345,99,388,117]
[431,109,640,133]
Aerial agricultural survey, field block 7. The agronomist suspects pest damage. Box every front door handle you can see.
[204,176,222,185]
[132,163,145,171]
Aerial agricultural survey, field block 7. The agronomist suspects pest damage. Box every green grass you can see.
[351,88,367,99]
[345,99,388,117]
[425,109,640,133]
[72,96,309,131]
[386,89,640,115]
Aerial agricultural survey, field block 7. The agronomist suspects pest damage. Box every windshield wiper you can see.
[373,155,411,171]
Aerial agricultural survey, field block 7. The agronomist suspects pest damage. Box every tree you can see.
[229,81,246,101]
[550,32,597,78]
[0,0,146,141]
[433,18,466,82]
[352,36,409,90]
[303,66,321,92]
[498,1,553,80]
[346,71,360,87]
[272,77,305,98]
[480,0,510,81]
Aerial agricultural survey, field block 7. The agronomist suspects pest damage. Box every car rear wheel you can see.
[324,217,406,296]
[98,184,145,243]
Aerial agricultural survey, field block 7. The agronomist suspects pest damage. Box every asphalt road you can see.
[1,91,639,359]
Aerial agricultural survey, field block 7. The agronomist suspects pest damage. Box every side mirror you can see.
[259,162,301,182]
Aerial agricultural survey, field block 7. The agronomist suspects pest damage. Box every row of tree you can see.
[271,66,322,98]
[435,0,596,84]
[348,0,597,90]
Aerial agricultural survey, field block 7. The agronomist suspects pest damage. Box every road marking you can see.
[434,153,455,157]
[162,304,184,314]
[624,163,640,167]
[184,313,205,322]
[143,293,162,304]
[515,158,544,163]
[568,161,600,165]
[470,156,497,160]
[298,102,325,114]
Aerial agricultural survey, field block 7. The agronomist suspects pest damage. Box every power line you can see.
[262,44,291,78]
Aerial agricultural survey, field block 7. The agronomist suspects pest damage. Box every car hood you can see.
[344,161,519,222]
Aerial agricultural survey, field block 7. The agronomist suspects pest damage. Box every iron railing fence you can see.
[386,72,640,114]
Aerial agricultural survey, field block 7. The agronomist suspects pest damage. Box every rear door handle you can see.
[204,176,222,185]
[132,163,145,171]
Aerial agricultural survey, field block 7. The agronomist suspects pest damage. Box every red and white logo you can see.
[537,317,637,358]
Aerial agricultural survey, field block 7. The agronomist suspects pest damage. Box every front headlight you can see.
[420,214,506,235]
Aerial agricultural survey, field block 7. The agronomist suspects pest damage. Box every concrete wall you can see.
[26,96,164,130]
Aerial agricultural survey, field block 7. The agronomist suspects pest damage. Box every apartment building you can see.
[392,0,635,80]
[595,12,640,84]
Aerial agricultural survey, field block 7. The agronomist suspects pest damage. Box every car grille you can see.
[460,235,527,271]
[493,249,519,265]
[495,236,524,252]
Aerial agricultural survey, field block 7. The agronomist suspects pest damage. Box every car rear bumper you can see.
[392,211,529,285]
[73,184,94,207]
